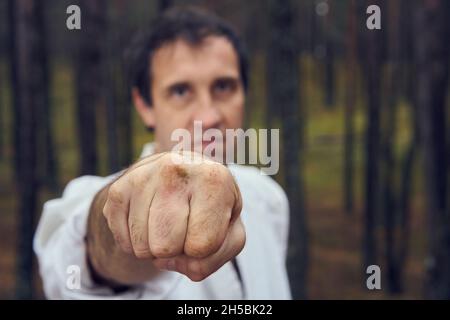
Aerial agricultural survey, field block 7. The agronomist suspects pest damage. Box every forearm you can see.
[86,183,160,287]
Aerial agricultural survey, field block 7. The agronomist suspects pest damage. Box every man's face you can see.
[135,36,245,155]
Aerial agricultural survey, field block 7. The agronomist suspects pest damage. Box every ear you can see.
[132,88,155,129]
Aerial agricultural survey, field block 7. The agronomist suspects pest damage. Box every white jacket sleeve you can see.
[33,174,146,299]
[265,177,290,262]
[34,174,182,300]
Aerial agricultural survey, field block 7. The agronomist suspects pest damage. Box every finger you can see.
[184,165,234,258]
[229,179,243,223]
[148,163,190,258]
[155,217,246,281]
[128,166,158,259]
[185,218,245,281]
[103,179,133,254]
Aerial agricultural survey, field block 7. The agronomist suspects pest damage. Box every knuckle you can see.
[133,247,151,259]
[184,238,216,258]
[150,242,179,258]
[161,161,184,176]
[160,152,183,168]
[200,163,229,185]
[160,162,178,176]
[130,170,149,189]
[107,184,123,206]
[159,163,189,191]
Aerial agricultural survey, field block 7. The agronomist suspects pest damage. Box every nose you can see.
[193,92,222,130]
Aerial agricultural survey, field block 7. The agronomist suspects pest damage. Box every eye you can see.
[213,78,236,96]
[169,83,190,98]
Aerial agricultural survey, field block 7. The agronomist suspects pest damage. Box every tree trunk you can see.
[395,0,416,291]
[74,0,106,175]
[7,0,20,179]
[413,0,450,299]
[0,61,3,161]
[396,87,418,296]
[382,0,402,294]
[118,58,133,168]
[104,6,119,174]
[362,0,384,272]
[343,0,357,215]
[35,0,58,190]
[307,0,317,56]
[267,0,308,299]
[324,0,335,107]
[114,0,133,168]
[9,0,43,299]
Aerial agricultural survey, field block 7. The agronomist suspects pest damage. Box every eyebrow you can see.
[166,81,191,92]
[164,75,241,91]
[213,76,240,83]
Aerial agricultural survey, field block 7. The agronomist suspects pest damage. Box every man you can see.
[34,6,291,299]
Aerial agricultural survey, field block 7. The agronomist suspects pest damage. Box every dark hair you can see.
[125,6,249,106]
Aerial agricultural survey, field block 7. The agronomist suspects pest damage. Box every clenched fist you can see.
[98,151,245,282]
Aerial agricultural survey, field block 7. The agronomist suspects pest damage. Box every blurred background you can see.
[0,0,449,299]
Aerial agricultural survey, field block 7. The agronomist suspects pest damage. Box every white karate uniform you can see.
[33,143,291,299]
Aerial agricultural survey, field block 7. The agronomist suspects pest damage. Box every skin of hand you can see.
[93,151,245,283]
